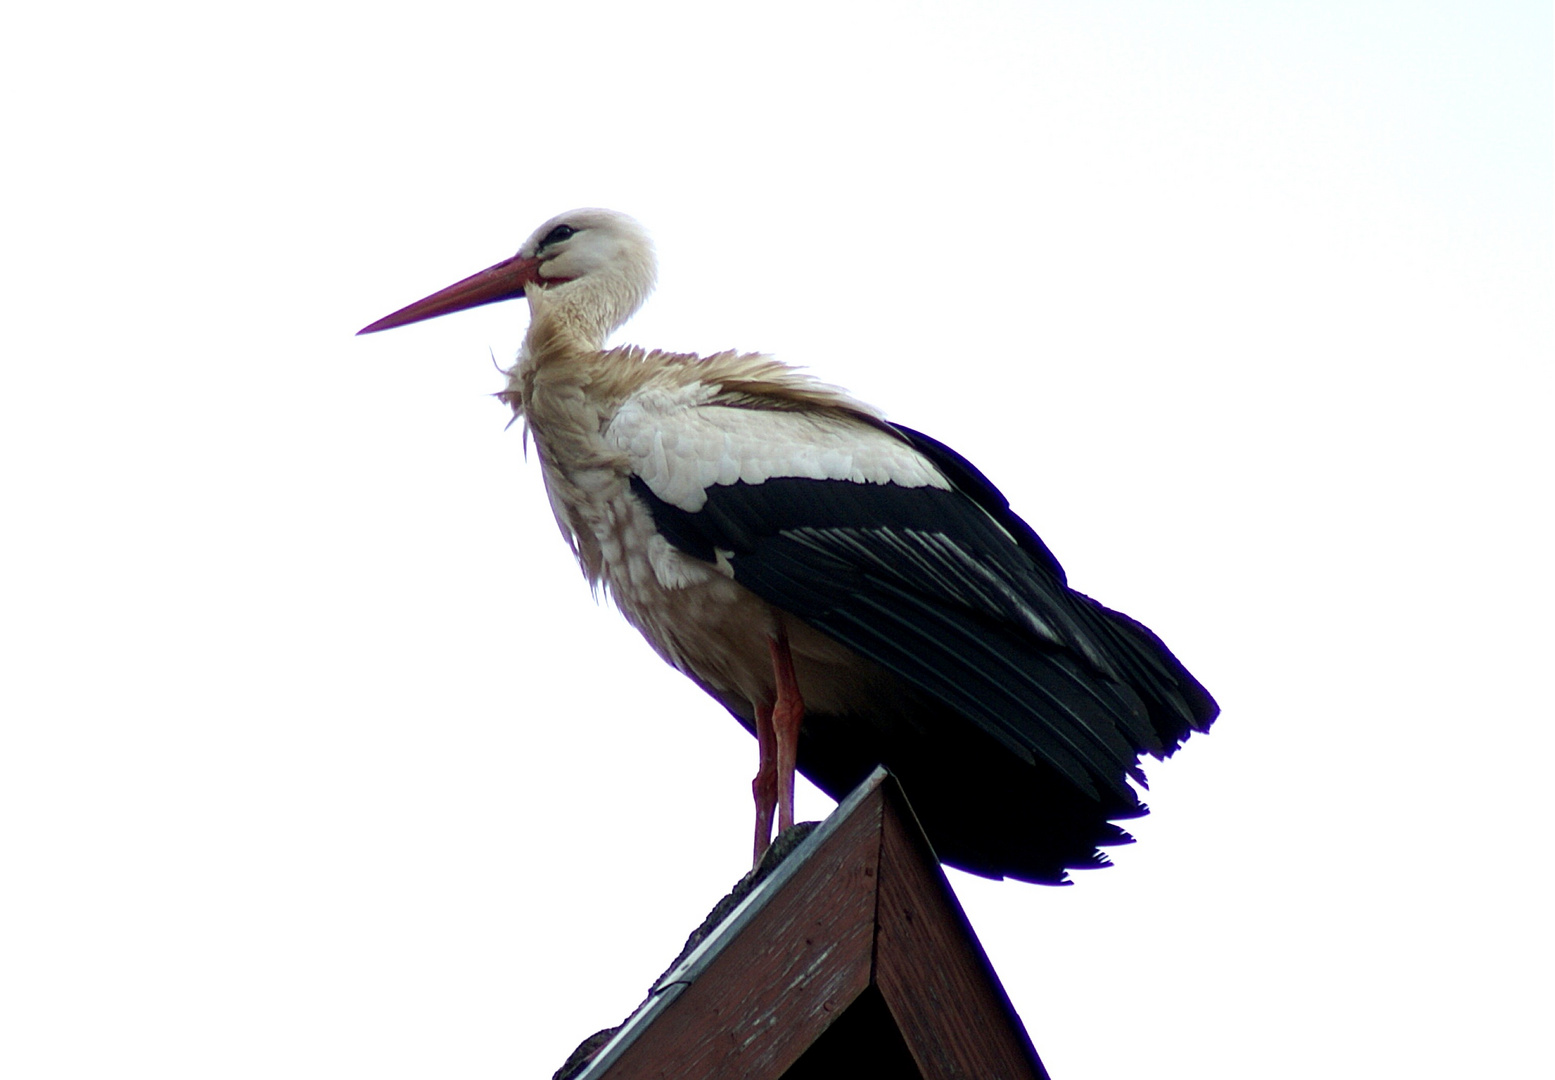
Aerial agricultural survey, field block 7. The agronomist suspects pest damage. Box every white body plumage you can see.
[506,320,932,722]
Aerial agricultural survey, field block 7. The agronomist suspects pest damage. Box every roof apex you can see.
[563,768,1048,1080]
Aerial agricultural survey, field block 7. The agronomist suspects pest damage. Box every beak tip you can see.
[357,308,426,335]
[356,253,540,340]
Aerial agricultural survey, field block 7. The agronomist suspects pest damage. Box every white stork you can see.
[359,209,1217,884]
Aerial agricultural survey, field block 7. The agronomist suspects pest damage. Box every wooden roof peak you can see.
[555,768,1049,1080]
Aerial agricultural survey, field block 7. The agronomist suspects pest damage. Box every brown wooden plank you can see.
[874,785,1049,1080]
[598,784,885,1080]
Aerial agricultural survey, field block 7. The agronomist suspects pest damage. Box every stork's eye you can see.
[540,224,577,249]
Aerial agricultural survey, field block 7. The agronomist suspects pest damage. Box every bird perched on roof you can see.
[359,209,1217,884]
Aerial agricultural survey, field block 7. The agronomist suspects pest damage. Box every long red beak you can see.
[357,253,546,335]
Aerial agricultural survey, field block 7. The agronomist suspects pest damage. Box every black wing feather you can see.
[626,431,1218,882]
[890,423,1218,753]
[751,528,1147,794]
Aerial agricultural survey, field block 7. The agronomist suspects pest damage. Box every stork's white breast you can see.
[606,382,950,512]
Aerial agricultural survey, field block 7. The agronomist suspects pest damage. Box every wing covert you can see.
[617,399,1216,806]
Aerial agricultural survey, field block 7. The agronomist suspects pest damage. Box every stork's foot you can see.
[751,774,776,867]
[752,702,777,867]
[750,630,806,869]
[755,821,821,877]
[768,632,805,835]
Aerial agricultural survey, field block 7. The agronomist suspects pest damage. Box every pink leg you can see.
[752,703,777,866]
[768,631,806,836]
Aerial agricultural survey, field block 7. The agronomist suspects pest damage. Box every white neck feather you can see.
[525,266,650,351]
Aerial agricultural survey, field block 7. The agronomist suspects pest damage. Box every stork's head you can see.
[358,208,656,342]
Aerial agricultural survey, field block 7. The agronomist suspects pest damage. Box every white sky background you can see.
[2,2,1550,1077]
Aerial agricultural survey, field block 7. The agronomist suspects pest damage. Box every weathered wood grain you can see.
[875,789,1049,1080]
[597,785,883,1079]
[582,771,1048,1080]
